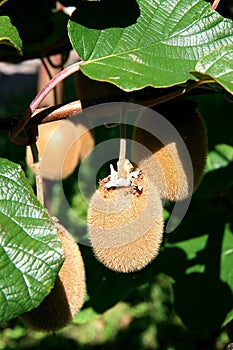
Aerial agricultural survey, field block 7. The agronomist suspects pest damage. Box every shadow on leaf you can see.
[71,0,140,29]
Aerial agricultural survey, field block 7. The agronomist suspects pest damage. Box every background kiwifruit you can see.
[26,120,80,180]
[76,123,94,161]
[88,173,164,273]
[19,223,86,332]
[132,100,207,201]
[26,120,94,180]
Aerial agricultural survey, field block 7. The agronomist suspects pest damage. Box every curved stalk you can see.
[9,60,84,145]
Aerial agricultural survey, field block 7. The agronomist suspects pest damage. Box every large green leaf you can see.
[0,158,64,322]
[192,45,233,94]
[68,0,233,92]
[0,16,22,55]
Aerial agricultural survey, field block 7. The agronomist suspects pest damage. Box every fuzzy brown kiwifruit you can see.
[19,223,86,332]
[26,120,80,180]
[132,101,207,201]
[87,172,164,273]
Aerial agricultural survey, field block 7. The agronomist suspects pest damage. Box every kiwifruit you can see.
[19,223,86,332]
[87,170,164,273]
[132,101,207,201]
[76,123,94,161]
[26,120,81,180]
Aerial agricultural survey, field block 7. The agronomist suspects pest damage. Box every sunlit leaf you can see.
[68,0,233,92]
[0,158,64,322]
[192,45,233,94]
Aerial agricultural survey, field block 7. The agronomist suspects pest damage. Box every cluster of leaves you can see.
[1,0,233,93]
[0,0,233,344]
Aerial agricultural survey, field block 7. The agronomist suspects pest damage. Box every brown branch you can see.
[2,79,216,143]
[27,100,83,129]
[211,0,221,11]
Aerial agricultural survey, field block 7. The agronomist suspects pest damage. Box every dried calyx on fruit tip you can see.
[87,160,164,273]
[19,223,86,332]
[132,100,207,201]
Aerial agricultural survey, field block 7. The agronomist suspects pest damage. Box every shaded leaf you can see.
[166,200,233,333]
[171,222,233,333]
[173,271,233,334]
[0,1,9,6]
[0,9,68,61]
[0,16,22,55]
[221,224,233,326]
[0,158,64,322]
[206,144,233,172]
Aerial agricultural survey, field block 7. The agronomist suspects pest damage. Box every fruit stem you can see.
[30,142,44,205]
[9,60,84,145]
[30,142,39,164]
[211,0,221,10]
[41,57,58,106]
[117,105,127,179]
[34,163,44,206]
[29,61,83,118]
[117,138,127,178]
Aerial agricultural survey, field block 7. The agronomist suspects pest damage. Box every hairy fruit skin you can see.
[133,101,207,201]
[19,224,86,332]
[88,173,164,273]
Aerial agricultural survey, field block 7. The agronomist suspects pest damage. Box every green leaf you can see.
[0,158,64,322]
[0,16,22,55]
[221,224,233,326]
[192,45,233,95]
[171,223,233,334]
[73,302,99,325]
[206,144,233,173]
[166,201,233,334]
[0,0,8,6]
[68,0,233,91]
